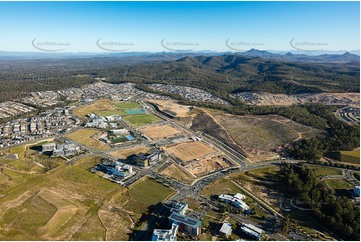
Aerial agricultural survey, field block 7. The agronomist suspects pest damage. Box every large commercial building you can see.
[110,128,128,136]
[42,142,56,152]
[42,142,80,157]
[128,152,162,167]
[218,193,249,211]
[168,213,201,237]
[168,201,202,237]
[170,201,188,215]
[91,160,134,183]
[152,223,179,241]
[153,201,202,240]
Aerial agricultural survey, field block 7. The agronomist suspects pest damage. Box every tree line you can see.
[279,163,359,240]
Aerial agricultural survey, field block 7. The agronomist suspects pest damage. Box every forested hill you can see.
[0,52,359,102]
[117,53,360,95]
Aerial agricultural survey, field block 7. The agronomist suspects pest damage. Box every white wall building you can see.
[152,223,179,241]
[219,193,249,211]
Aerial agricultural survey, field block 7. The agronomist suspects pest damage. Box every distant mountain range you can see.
[236,49,360,63]
[0,49,359,103]
[0,49,359,63]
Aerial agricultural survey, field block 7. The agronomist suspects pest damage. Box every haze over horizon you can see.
[0,1,359,53]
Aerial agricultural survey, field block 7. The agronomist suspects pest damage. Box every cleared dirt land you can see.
[184,155,233,177]
[108,145,151,159]
[210,113,322,162]
[66,128,111,151]
[163,141,217,163]
[149,99,193,117]
[138,124,182,140]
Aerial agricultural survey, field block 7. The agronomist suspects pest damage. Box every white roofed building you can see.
[219,221,232,237]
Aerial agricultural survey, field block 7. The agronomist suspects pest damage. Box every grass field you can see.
[73,99,118,117]
[66,129,111,151]
[73,99,141,118]
[241,166,280,181]
[124,114,160,126]
[160,163,195,185]
[339,149,360,164]
[72,215,106,240]
[0,141,60,176]
[129,177,175,205]
[0,156,143,240]
[324,179,353,190]
[305,165,343,176]
[111,137,129,143]
[109,146,151,159]
[94,109,126,117]
[0,194,57,240]
[247,166,279,176]
[183,197,202,212]
[201,179,242,198]
[114,102,141,110]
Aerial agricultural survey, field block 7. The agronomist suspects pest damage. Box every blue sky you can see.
[0,1,359,52]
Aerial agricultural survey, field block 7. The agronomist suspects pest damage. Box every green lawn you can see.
[124,114,161,126]
[66,129,111,151]
[94,110,126,117]
[305,165,343,176]
[202,209,223,228]
[0,195,57,240]
[129,177,175,205]
[340,149,360,164]
[183,197,202,212]
[244,166,279,180]
[324,179,353,190]
[2,169,28,183]
[201,179,242,198]
[111,137,128,143]
[53,157,119,196]
[114,102,141,110]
